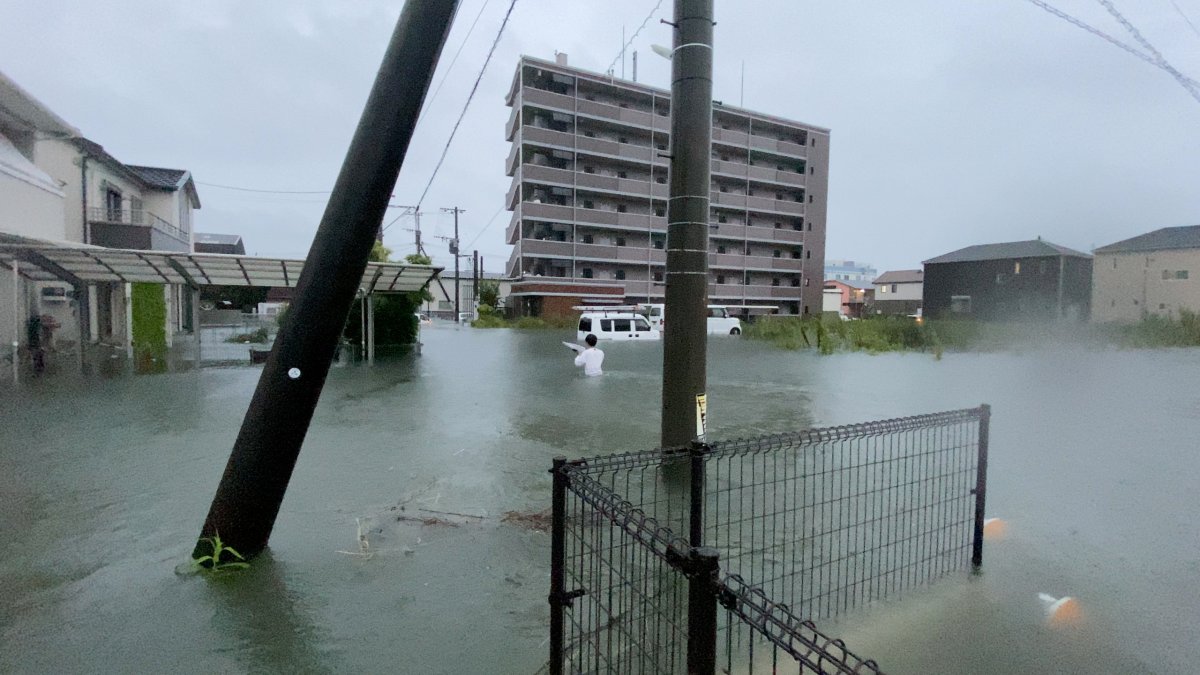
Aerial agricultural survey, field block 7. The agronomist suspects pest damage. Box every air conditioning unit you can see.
[40,287,71,303]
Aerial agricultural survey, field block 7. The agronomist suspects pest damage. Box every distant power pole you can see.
[442,206,464,319]
[473,250,480,301]
[393,205,425,255]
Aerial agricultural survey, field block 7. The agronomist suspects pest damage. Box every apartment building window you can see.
[806,250,811,259]
[745,244,752,255]
[791,278,800,287]
[584,166,595,174]
[806,222,812,231]
[617,171,627,179]
[772,278,781,287]
[718,214,728,223]
[584,94,595,101]
[104,186,122,220]
[652,236,665,249]
[656,143,667,151]
[584,130,595,138]
[1014,262,1022,275]
[1164,269,1190,280]
[717,245,726,254]
[775,222,782,229]
[581,268,594,279]
[655,176,666,184]
[716,274,726,284]
[130,196,144,224]
[892,284,898,293]
[809,166,814,175]
[1180,271,1190,279]
[583,200,594,209]
[653,271,664,282]
[655,207,665,217]
[618,136,628,144]
[950,295,972,314]
[582,234,594,244]
[775,192,783,200]
[809,195,814,203]
[744,271,752,285]
[615,270,626,280]
[616,236,626,246]
[804,278,810,286]
[616,204,627,213]
[791,250,801,259]
[773,250,781,258]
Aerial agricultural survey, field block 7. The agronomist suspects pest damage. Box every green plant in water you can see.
[193,533,251,572]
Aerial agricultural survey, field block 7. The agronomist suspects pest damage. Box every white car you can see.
[636,303,743,335]
[577,312,660,341]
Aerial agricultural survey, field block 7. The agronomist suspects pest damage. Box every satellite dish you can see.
[651,44,673,60]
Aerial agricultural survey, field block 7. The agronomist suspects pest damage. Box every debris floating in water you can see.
[1038,593,1082,627]
[983,517,1008,539]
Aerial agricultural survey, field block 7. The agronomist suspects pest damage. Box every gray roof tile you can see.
[1094,225,1200,254]
[924,239,1090,265]
[874,269,923,284]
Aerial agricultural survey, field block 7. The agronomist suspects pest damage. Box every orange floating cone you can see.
[1038,593,1082,627]
[983,517,1007,539]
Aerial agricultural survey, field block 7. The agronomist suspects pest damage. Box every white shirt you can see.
[574,347,605,376]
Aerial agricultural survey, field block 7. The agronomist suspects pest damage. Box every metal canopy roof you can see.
[0,235,441,294]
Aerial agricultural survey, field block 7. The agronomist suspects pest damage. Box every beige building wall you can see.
[33,140,85,242]
[1092,249,1200,322]
[875,281,922,301]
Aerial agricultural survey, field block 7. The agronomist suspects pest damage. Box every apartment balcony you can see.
[576,96,659,130]
[745,194,805,216]
[506,105,521,142]
[522,238,574,258]
[708,253,804,272]
[87,206,190,252]
[521,86,576,114]
[712,127,808,160]
[506,206,521,244]
[744,285,804,301]
[506,142,520,176]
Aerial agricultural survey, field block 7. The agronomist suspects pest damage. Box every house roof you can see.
[194,232,243,246]
[1093,225,1200,254]
[824,278,874,291]
[127,165,187,189]
[923,239,1090,265]
[874,269,923,284]
[0,70,78,137]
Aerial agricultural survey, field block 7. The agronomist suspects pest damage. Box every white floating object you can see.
[983,517,1008,538]
[1038,593,1081,626]
[562,341,584,353]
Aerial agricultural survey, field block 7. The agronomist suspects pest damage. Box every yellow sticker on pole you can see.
[695,393,708,441]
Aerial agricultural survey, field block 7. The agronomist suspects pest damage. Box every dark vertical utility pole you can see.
[192,0,460,562]
[443,207,464,320]
[473,249,480,302]
[660,0,714,450]
[548,457,568,675]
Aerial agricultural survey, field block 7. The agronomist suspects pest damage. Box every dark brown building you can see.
[922,239,1092,321]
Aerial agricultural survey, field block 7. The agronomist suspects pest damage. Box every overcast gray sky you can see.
[2,0,1198,273]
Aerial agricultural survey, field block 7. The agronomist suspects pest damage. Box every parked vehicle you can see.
[575,309,660,341]
[636,303,743,335]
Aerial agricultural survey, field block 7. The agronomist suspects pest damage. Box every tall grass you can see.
[745,311,1200,355]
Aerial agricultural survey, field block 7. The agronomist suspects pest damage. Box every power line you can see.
[463,206,506,250]
[197,181,332,194]
[606,0,664,76]
[421,0,494,117]
[1094,0,1200,102]
[1020,0,1200,96]
[384,0,518,234]
[1168,0,1200,40]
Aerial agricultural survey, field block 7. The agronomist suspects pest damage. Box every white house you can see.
[872,269,923,316]
[1092,225,1200,322]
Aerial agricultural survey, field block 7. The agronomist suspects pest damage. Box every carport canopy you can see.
[0,233,442,294]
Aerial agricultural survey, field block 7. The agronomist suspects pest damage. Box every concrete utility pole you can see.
[443,207,464,320]
[473,250,480,302]
[660,0,714,450]
[192,0,460,563]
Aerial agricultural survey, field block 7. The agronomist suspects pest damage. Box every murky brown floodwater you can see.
[2,325,1197,673]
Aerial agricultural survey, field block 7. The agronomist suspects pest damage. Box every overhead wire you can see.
[197,181,331,194]
[1019,0,1200,101]
[605,0,665,76]
[1093,0,1200,102]
[1167,0,1200,40]
[383,0,519,235]
[420,0,494,118]
[463,206,506,250]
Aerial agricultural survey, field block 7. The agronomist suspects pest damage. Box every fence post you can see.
[549,456,567,675]
[972,404,991,568]
[687,546,720,675]
[689,441,708,548]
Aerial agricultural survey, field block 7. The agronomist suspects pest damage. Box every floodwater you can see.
[1,326,1198,674]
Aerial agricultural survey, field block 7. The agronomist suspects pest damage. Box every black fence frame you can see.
[549,405,991,675]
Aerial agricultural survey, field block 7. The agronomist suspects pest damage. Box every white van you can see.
[577,312,660,341]
[636,303,743,335]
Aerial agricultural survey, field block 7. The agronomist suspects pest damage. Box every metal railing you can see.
[87,206,190,241]
[549,405,991,674]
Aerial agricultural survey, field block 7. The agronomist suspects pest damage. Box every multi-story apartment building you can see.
[504,54,829,317]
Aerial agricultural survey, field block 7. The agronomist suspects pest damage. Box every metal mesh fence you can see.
[549,406,990,675]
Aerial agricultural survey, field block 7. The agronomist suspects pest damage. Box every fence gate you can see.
[548,405,991,674]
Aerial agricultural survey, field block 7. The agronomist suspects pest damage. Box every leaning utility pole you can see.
[660,0,714,450]
[443,206,464,320]
[192,0,460,562]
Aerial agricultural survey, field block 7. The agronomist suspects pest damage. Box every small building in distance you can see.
[1092,225,1200,322]
[824,279,873,318]
[922,239,1092,321]
[194,232,246,255]
[824,259,877,285]
[872,269,923,316]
